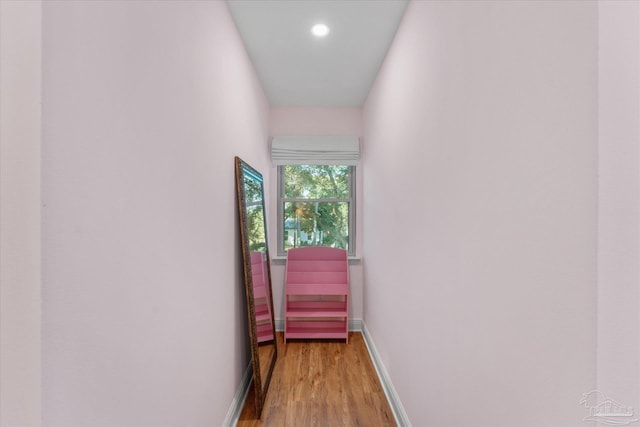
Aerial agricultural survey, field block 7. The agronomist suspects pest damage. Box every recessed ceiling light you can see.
[311,23,330,38]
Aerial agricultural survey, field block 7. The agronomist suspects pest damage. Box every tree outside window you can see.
[278,165,354,256]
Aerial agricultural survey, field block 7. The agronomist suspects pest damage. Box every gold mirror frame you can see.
[234,156,277,417]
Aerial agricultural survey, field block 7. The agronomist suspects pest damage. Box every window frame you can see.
[277,164,356,257]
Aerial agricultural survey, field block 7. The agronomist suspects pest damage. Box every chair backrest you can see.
[250,251,266,289]
[285,247,348,286]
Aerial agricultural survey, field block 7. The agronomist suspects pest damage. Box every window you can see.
[271,135,359,257]
[277,164,355,256]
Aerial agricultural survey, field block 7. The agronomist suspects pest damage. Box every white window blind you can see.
[271,135,360,166]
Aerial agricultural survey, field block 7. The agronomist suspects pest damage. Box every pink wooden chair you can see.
[251,251,274,343]
[284,247,349,343]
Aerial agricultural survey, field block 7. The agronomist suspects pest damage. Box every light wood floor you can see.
[237,332,396,427]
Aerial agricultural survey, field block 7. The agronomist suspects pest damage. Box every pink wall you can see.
[268,107,364,325]
[41,1,269,425]
[270,107,362,136]
[597,0,640,416]
[0,1,42,425]
[363,2,598,425]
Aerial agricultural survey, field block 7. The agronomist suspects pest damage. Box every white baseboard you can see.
[222,362,253,427]
[361,322,412,427]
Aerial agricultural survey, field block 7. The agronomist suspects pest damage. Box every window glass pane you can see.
[246,205,266,252]
[284,165,350,199]
[244,178,262,204]
[283,202,349,251]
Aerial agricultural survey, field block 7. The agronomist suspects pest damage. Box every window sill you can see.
[271,255,361,265]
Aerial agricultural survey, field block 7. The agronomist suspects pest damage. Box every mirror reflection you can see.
[235,157,277,417]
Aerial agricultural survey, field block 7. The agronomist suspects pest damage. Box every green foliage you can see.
[283,165,350,251]
[247,205,266,252]
[244,177,263,204]
[244,176,266,252]
[284,165,349,199]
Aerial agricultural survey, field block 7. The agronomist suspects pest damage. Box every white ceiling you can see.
[226,0,408,107]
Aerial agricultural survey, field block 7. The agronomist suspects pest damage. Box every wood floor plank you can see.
[237,332,396,427]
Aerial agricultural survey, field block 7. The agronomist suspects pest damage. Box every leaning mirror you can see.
[234,156,277,417]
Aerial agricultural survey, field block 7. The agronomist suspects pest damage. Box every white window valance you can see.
[271,135,360,166]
